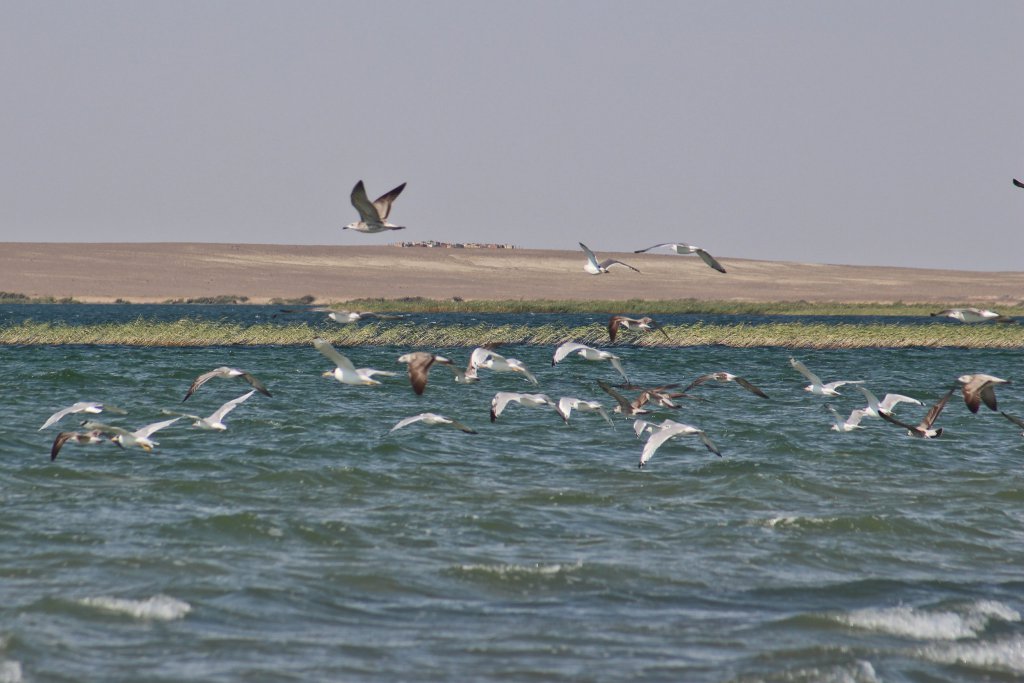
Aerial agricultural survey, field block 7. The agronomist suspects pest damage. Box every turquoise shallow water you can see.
[3,326,1024,681]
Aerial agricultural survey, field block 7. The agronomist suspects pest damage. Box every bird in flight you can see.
[343,180,407,233]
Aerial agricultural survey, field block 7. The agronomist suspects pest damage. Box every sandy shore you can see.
[1,242,1021,305]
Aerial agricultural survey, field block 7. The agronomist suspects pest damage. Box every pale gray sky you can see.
[1,1,1021,270]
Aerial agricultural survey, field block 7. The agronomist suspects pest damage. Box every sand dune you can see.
[1,242,1021,305]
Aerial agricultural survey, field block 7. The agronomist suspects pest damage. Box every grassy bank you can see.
[3,319,1024,348]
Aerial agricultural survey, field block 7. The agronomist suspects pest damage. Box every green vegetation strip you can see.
[3,320,1024,348]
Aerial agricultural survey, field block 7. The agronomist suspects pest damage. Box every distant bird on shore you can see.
[39,401,126,431]
[50,430,108,461]
[638,419,721,469]
[957,373,1010,413]
[789,358,863,396]
[397,351,453,395]
[607,315,668,344]
[389,412,477,434]
[683,372,769,399]
[1014,178,1024,189]
[315,339,399,386]
[877,389,954,438]
[930,308,1014,323]
[164,390,256,431]
[183,367,271,402]
[633,243,726,273]
[343,180,407,233]
[553,341,630,383]
[579,243,641,275]
[82,417,181,452]
[490,392,556,422]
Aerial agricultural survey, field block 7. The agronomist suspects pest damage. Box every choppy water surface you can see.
[3,319,1024,681]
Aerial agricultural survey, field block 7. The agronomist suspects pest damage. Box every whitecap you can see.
[0,661,21,683]
[836,600,1020,640]
[454,561,582,577]
[78,594,192,621]
[915,635,1024,673]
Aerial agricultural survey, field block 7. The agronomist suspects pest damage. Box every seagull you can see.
[164,390,256,431]
[957,373,1010,413]
[389,412,477,434]
[39,401,126,431]
[579,242,641,275]
[597,379,652,417]
[877,389,954,438]
[343,180,407,233]
[931,308,1014,323]
[555,397,613,426]
[789,358,863,396]
[490,392,556,422]
[82,417,181,452]
[1013,178,1024,189]
[1000,411,1024,436]
[183,367,271,402]
[50,430,108,461]
[471,348,538,384]
[826,405,867,432]
[638,419,721,469]
[397,351,453,395]
[855,386,921,418]
[607,315,669,344]
[314,339,399,386]
[633,243,726,273]
[322,309,404,324]
[683,372,769,399]
[552,341,629,383]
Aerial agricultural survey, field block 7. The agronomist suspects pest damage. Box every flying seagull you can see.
[471,348,538,384]
[343,180,407,233]
[638,419,721,469]
[931,308,1014,323]
[490,392,556,422]
[389,412,477,434]
[82,417,181,452]
[579,242,640,275]
[789,358,863,396]
[957,373,1010,413]
[555,397,613,426]
[877,389,954,438]
[314,339,399,386]
[1000,411,1024,436]
[183,367,271,402]
[683,372,769,399]
[826,405,867,432]
[633,243,726,273]
[319,309,405,324]
[39,401,126,431]
[597,379,652,417]
[397,351,453,395]
[164,390,256,431]
[552,341,629,383]
[855,386,921,418]
[50,430,108,461]
[607,315,669,344]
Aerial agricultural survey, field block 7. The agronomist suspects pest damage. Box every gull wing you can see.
[607,316,624,343]
[372,183,406,222]
[208,390,256,423]
[578,242,600,271]
[552,341,588,364]
[313,339,357,372]
[39,401,103,430]
[183,369,224,402]
[877,409,920,434]
[134,417,181,439]
[506,359,538,384]
[877,393,922,412]
[1001,411,1024,431]
[490,392,522,421]
[80,421,132,437]
[734,376,769,399]
[608,357,630,383]
[683,374,715,393]
[632,243,674,254]
[1014,178,1024,189]
[596,379,633,414]
[443,417,478,434]
[639,422,719,468]
[470,346,497,369]
[789,358,823,386]
[598,258,641,273]
[695,249,726,273]
[920,389,954,429]
[239,372,272,397]
[350,180,382,223]
[390,413,428,432]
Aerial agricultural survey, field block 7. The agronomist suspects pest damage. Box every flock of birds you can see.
[35,178,1024,466]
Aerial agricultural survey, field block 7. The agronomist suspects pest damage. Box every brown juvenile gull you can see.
[343,180,407,233]
[183,367,271,402]
[877,389,954,438]
[607,316,669,344]
[683,372,769,399]
[397,351,453,395]
[957,373,1010,413]
[389,412,477,434]
[579,242,640,275]
[50,430,108,461]
[633,242,726,273]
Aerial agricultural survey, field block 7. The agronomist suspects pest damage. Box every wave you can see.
[77,594,192,621]
[914,634,1024,674]
[835,600,1019,640]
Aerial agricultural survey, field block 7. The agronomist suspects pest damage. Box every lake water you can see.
[2,309,1023,682]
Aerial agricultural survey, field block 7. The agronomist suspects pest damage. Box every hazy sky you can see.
[1,1,1021,270]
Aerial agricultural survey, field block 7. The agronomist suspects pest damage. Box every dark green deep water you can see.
[2,317,1024,681]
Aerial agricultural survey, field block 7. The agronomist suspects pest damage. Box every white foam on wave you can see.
[742,660,881,683]
[454,560,583,578]
[78,594,192,621]
[915,635,1024,674]
[0,661,21,683]
[760,515,838,528]
[837,600,1020,640]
